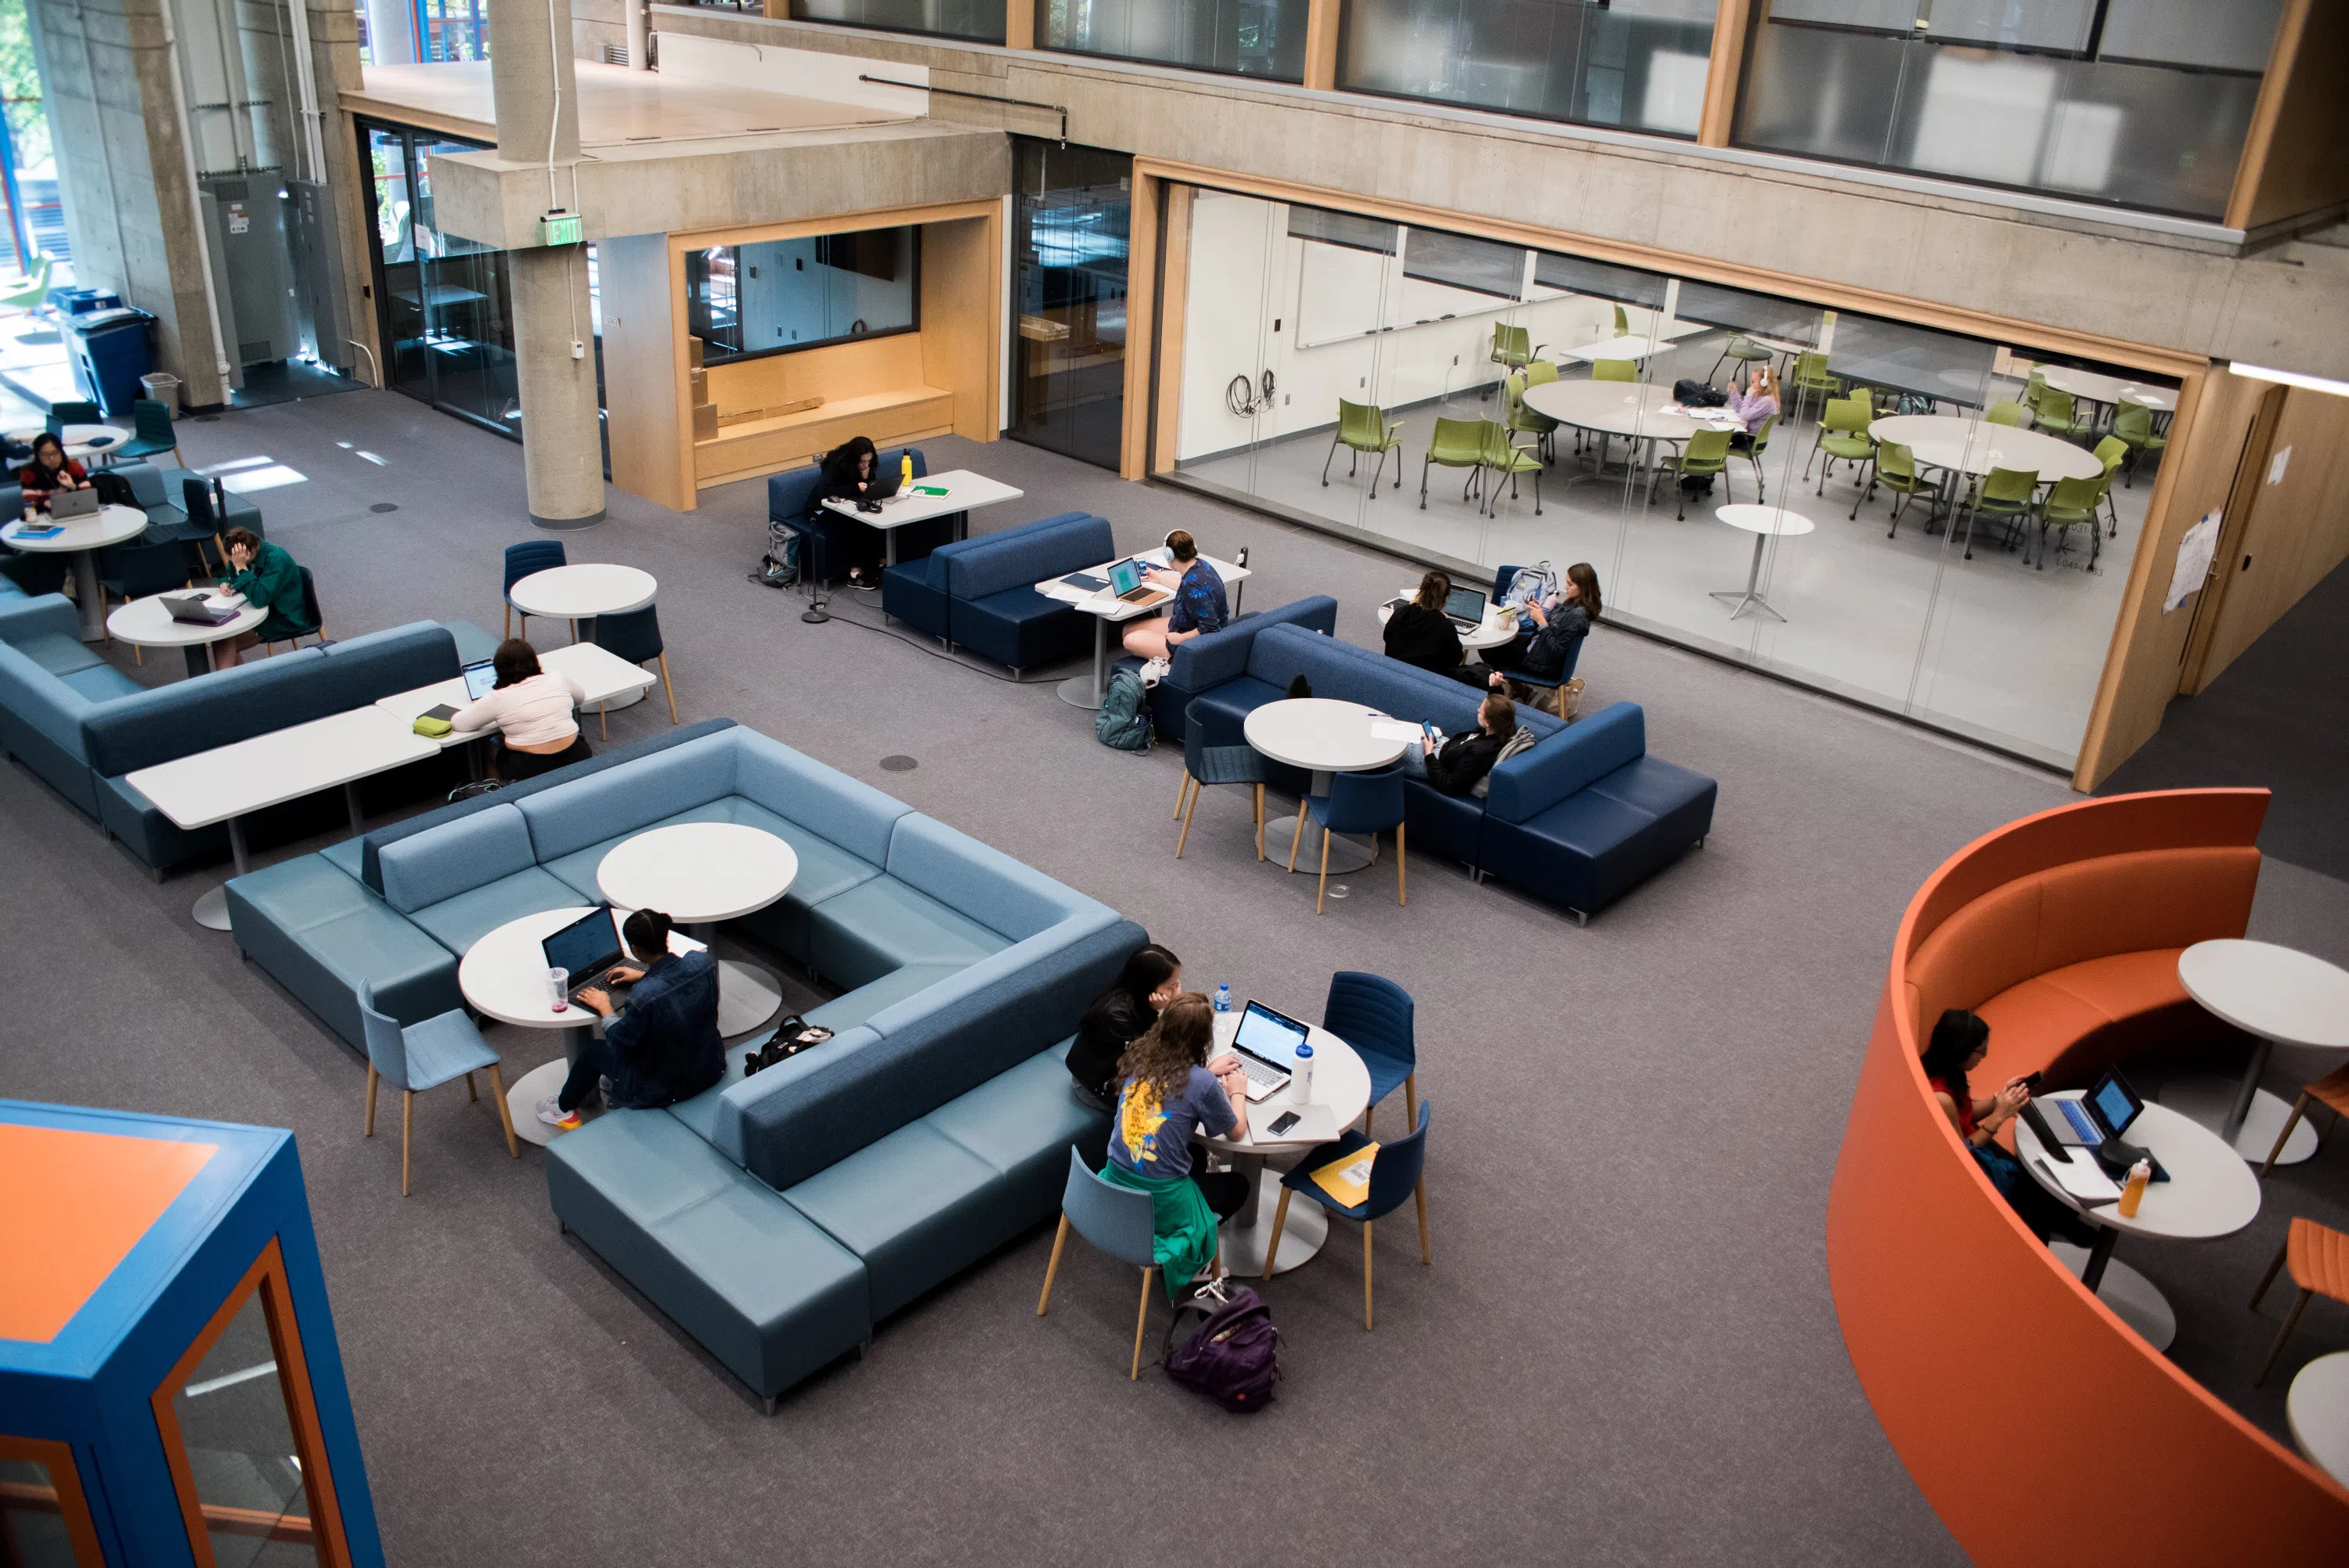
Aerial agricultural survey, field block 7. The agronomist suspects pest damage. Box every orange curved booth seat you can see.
[1828,789,2349,1566]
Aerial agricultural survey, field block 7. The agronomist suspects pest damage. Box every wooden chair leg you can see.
[1175,778,1200,859]
[1363,1217,1375,1330]
[2252,1241,2290,1310]
[1131,1267,1155,1381]
[503,604,511,640]
[1254,784,1265,861]
[1036,1215,1070,1316]
[401,1090,415,1197]
[1174,772,1193,822]
[1405,1070,1417,1125]
[1286,800,1308,872]
[1364,1105,1373,1138]
[132,643,141,665]
[2261,1093,2313,1177]
[487,1062,518,1156]
[600,702,608,741]
[1396,820,1407,905]
[2259,1288,2314,1386]
[464,1069,478,1102]
[1416,1178,1431,1263]
[657,652,678,724]
[1317,827,1332,914]
[363,1063,379,1137]
[1261,1188,1293,1281]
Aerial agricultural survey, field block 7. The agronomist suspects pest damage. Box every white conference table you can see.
[2163,940,2349,1164]
[819,468,1026,569]
[9,423,130,462]
[1554,324,1706,366]
[1375,589,1520,652]
[2289,1352,2349,1488]
[597,821,799,1039]
[1867,415,2105,484]
[104,591,265,677]
[2015,1093,2260,1351]
[1711,504,1815,623]
[2040,366,2177,415]
[1200,1011,1371,1275]
[2,504,148,641]
[1523,380,1739,482]
[125,706,442,931]
[373,640,659,753]
[1035,550,1250,710]
[1244,697,1409,876]
[458,904,706,1148]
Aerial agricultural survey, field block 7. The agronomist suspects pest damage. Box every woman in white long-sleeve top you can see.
[450,639,590,780]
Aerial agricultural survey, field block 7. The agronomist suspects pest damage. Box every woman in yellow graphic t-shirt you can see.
[1099,993,1250,1299]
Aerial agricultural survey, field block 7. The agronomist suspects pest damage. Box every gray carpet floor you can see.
[5,388,2344,1567]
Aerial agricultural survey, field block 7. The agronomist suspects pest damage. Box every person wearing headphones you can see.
[1120,529,1227,662]
[536,909,724,1132]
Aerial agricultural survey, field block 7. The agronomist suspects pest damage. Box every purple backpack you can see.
[1164,1283,1281,1413]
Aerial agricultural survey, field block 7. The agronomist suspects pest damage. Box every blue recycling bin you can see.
[47,285,120,315]
[62,306,156,417]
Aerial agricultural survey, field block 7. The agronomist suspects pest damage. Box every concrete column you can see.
[489,0,603,527]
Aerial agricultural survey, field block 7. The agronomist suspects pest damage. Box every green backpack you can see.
[1095,667,1153,752]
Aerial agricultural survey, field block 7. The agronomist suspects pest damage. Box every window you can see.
[1042,0,1308,81]
[684,227,918,366]
[789,0,1007,43]
[415,0,489,60]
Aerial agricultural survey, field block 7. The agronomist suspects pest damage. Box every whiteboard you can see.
[1297,241,1387,348]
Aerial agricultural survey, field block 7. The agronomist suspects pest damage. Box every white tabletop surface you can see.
[104,591,264,649]
[1200,1013,1371,1152]
[1716,503,1817,539]
[2040,366,2176,411]
[124,706,441,831]
[1378,589,1520,651]
[2,503,146,553]
[819,468,1025,530]
[1037,551,1252,625]
[1521,380,1731,442]
[2179,940,2349,1051]
[1244,697,1411,775]
[507,563,658,619]
[2289,1351,2349,1487]
[1555,333,1674,365]
[597,821,799,926]
[373,640,659,746]
[1868,414,2105,483]
[1744,333,1813,356]
[2014,1094,2261,1241]
[11,422,126,449]
[458,904,707,1029]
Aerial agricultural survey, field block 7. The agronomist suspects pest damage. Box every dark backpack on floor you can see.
[1164,1283,1280,1413]
[1095,667,1153,752]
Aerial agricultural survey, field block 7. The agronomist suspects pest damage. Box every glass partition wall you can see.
[1158,183,2177,768]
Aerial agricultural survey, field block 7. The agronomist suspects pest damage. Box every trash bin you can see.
[48,285,121,316]
[139,372,180,416]
[62,306,157,417]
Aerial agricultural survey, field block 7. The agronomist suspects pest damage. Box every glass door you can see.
[0,1437,104,1566]
[1011,139,1132,470]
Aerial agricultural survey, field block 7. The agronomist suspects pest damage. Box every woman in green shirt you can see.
[216,527,316,666]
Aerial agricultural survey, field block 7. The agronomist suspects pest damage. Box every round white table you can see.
[1243,697,1410,876]
[1376,590,1521,652]
[1712,504,1814,623]
[1868,414,2105,484]
[2162,940,2349,1165]
[2015,1094,2261,1350]
[2,504,147,642]
[2040,367,2176,415]
[460,905,707,1147]
[1200,1011,1371,1275]
[597,821,799,1040]
[509,564,657,708]
[104,592,265,678]
[1522,379,1740,488]
[10,423,130,462]
[2289,1351,2349,1487]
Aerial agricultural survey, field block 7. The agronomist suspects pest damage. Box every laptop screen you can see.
[1445,585,1489,624]
[1109,559,1145,596]
[462,661,499,700]
[1233,1000,1309,1066]
[2088,1071,2141,1138]
[539,907,621,979]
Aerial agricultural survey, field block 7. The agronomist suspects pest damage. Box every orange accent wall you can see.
[1827,789,2349,1566]
[0,1125,215,1343]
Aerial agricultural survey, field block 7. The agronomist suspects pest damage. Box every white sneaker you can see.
[1138,656,1171,687]
[536,1095,581,1131]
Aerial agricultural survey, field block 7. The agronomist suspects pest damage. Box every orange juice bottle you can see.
[2118,1159,2151,1219]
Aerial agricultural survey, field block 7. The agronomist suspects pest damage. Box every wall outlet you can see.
[1283,394,1290,405]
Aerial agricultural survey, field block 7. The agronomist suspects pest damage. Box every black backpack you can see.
[1673,377,1727,408]
[1095,667,1153,752]
[1164,1282,1281,1413]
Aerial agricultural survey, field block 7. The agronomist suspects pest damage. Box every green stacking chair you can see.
[1420,416,1488,511]
[1709,333,1771,385]
[1808,391,1875,493]
[1503,372,1557,464]
[1985,398,2029,427]
[1488,323,1532,378]
[1478,419,1543,517]
[1322,398,1405,493]
[2030,384,2092,442]
[0,253,51,316]
[1957,466,2040,560]
[111,398,182,466]
[1741,413,1777,503]
[1524,359,1560,389]
[1653,427,1732,520]
[1592,358,1636,383]
[1613,304,1629,336]
[1869,440,1935,535]
[2112,402,2166,485]
[2035,473,2107,572]
[2093,434,2128,533]
[1788,351,1839,424]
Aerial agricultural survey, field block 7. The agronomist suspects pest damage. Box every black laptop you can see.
[539,907,637,1003]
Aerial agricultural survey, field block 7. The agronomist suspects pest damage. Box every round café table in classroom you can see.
[459,904,706,1148]
[2039,366,2177,417]
[105,592,265,678]
[1243,697,1410,877]
[1198,1011,1371,1275]
[2,503,147,641]
[596,820,799,1040]
[1711,504,1814,623]
[2015,1092,2261,1351]
[2162,940,2349,1165]
[2289,1352,2349,1487]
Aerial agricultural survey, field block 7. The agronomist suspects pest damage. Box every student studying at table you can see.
[1101,993,1250,1298]
[1066,943,1183,1112]
[538,908,724,1133]
[215,528,316,666]
[1383,570,1466,677]
[1120,530,1226,664]
[16,433,89,511]
[449,637,591,780]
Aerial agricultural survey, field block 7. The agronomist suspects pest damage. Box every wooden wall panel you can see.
[2226,0,2349,232]
[918,212,1001,441]
[705,333,929,413]
[597,232,687,510]
[1150,184,1193,475]
[1120,169,1163,481]
[1303,0,1340,92]
[2185,385,2349,689]
[1697,0,1751,148]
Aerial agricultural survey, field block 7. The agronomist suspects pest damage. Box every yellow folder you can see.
[1308,1141,1380,1209]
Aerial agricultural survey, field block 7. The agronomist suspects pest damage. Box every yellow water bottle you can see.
[2118,1158,2150,1219]
[900,453,914,491]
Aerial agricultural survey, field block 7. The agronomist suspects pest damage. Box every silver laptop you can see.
[49,487,99,519]
[1230,1000,1308,1101]
[461,659,499,700]
[1444,584,1490,632]
[161,592,236,625]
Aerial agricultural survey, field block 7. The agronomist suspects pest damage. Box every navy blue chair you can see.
[1293,764,1405,914]
[1486,561,1582,718]
[590,604,677,734]
[1325,971,1416,1137]
[1035,1148,1164,1379]
[1175,699,1266,860]
[1263,1101,1432,1328]
[358,982,515,1195]
[502,539,567,640]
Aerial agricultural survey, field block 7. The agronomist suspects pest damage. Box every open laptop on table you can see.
[1229,1000,1309,1101]
[2022,1068,2165,1181]
[1104,557,1169,607]
[49,487,100,520]
[161,592,237,626]
[539,907,640,1005]
[1445,584,1492,633]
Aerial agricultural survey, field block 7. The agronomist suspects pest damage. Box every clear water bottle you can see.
[1214,983,1232,1015]
[1294,1041,1315,1102]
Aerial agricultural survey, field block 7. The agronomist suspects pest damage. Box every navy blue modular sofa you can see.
[1191,622,1716,920]
[226,722,1141,1404]
[879,510,1112,673]
[1112,594,1339,740]
[765,446,947,586]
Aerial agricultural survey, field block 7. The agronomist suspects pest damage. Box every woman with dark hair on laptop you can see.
[1120,530,1227,665]
[1383,570,1465,677]
[16,431,90,510]
[538,908,724,1133]
[1921,1008,2094,1246]
[213,527,317,666]
[1102,993,1251,1296]
[449,637,590,780]
[810,434,889,588]
[1066,943,1182,1111]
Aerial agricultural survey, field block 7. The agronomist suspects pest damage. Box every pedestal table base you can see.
[2160,1075,2320,1166]
[2050,1242,2177,1350]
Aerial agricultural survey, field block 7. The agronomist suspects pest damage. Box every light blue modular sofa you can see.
[226,720,1141,1407]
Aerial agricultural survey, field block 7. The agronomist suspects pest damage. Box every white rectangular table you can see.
[1035,551,1251,710]
[820,469,1026,568]
[126,707,442,929]
[374,641,658,752]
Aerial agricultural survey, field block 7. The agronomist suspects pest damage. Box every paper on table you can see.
[2036,1148,2121,1205]
[1369,720,1423,744]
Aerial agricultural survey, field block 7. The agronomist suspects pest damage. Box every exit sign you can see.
[539,211,583,247]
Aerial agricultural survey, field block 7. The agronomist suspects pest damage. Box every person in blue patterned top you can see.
[1120,529,1228,662]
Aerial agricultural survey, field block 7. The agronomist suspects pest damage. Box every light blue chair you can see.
[358,981,516,1195]
[1175,700,1267,860]
[501,538,567,641]
[1264,1101,1433,1328]
[1035,1147,1164,1379]
[1326,971,1416,1137]
[1291,764,1406,914]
